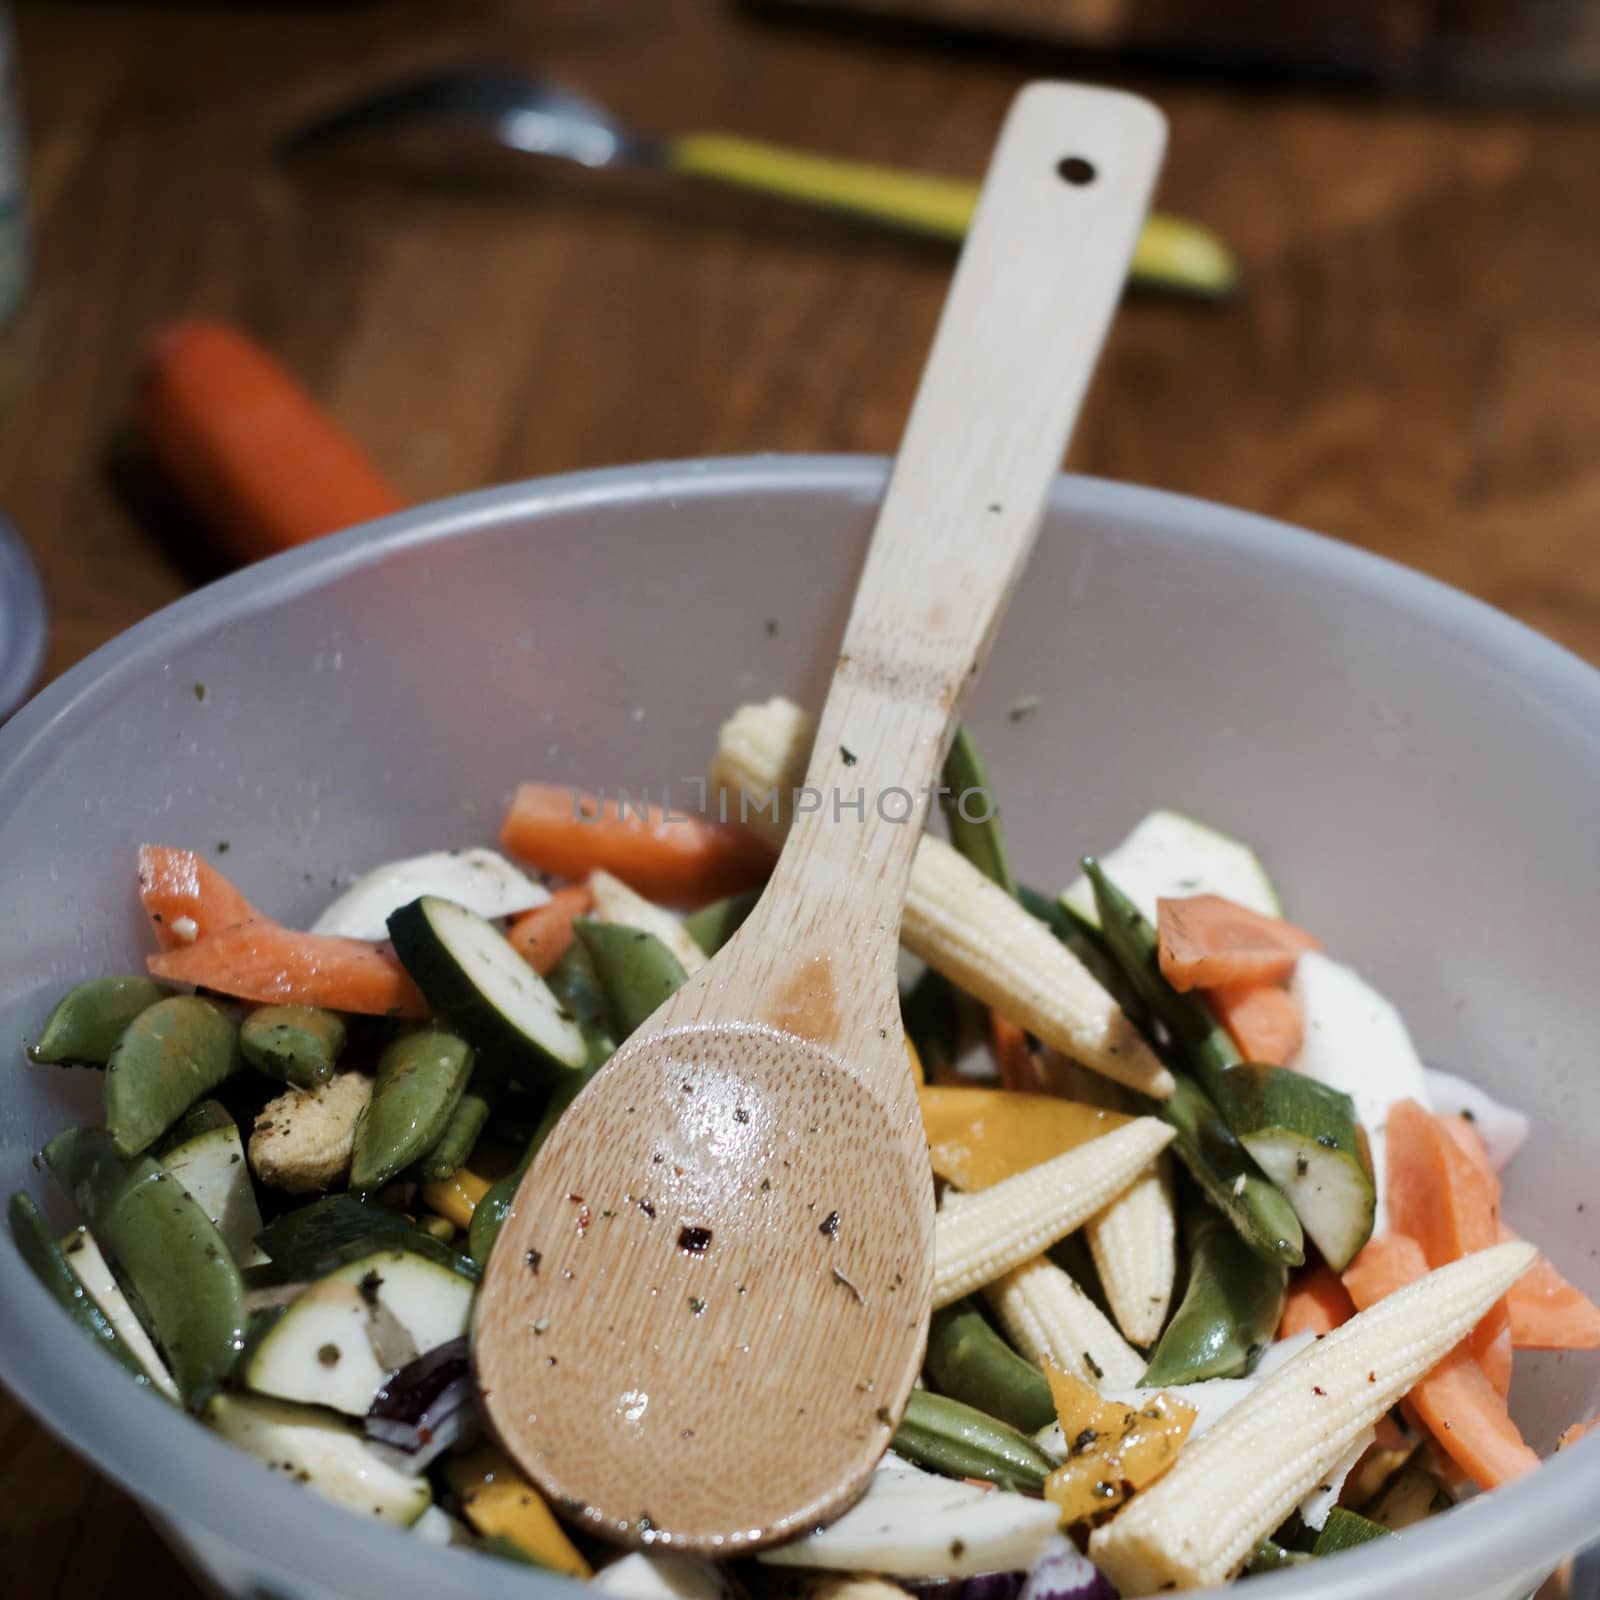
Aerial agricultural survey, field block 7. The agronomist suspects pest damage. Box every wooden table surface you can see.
[2,1,1597,1594]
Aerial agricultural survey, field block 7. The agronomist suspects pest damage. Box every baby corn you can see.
[1088,1241,1537,1594]
[933,1118,1174,1308]
[710,699,1172,1097]
[985,1255,1145,1388]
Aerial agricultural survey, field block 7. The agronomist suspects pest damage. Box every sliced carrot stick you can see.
[1388,1099,1500,1266]
[1496,1222,1600,1351]
[1559,1417,1598,1451]
[1206,980,1304,1065]
[988,1011,1043,1094]
[507,886,594,976]
[139,845,262,950]
[1155,894,1320,993]
[1343,1232,1538,1491]
[500,784,774,908]
[139,322,407,566]
[1278,1261,1354,1338]
[148,921,426,1018]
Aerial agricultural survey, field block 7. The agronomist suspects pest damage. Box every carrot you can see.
[1155,894,1319,993]
[139,321,406,567]
[1278,1261,1354,1338]
[1206,980,1303,1064]
[138,844,261,950]
[1496,1222,1600,1351]
[1343,1232,1538,1491]
[507,886,593,976]
[1387,1099,1510,1382]
[148,921,426,1018]
[500,783,774,908]
[1558,1418,1598,1451]
[988,1011,1041,1094]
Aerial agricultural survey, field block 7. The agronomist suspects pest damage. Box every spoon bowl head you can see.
[473,1020,935,1553]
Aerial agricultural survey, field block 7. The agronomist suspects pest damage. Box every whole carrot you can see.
[139,321,406,565]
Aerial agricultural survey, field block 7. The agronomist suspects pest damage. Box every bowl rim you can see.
[0,453,1595,1600]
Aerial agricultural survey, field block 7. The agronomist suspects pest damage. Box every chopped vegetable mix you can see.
[7,755,1587,1594]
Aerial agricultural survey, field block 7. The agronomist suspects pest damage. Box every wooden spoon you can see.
[474,83,1166,1554]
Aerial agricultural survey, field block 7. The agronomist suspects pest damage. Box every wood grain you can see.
[2,0,1598,1591]
[476,85,1161,1549]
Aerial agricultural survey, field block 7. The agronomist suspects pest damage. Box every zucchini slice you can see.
[240,1246,474,1415]
[1210,1064,1376,1272]
[387,897,586,1078]
[159,1101,268,1267]
[206,1392,431,1526]
[1063,810,1282,929]
[56,1225,180,1398]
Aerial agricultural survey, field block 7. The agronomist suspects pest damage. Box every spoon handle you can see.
[769,86,1167,994]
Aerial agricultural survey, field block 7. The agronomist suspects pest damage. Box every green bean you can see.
[106,996,242,1158]
[1081,857,1241,1095]
[7,1192,166,1391]
[43,1127,246,1406]
[239,1005,346,1089]
[573,920,687,1040]
[27,977,173,1066]
[684,888,762,957]
[1142,1206,1288,1387]
[925,1300,1056,1434]
[892,1389,1053,1493]
[349,1029,474,1193]
[940,726,1017,896]
[1081,859,1303,1267]
[414,1051,508,1182]
[1019,883,1152,1033]
[1313,1508,1391,1556]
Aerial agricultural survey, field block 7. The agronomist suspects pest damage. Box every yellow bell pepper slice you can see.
[420,1168,493,1231]
[919,1085,1130,1192]
[445,1446,592,1577]
[1042,1365,1197,1526]
[906,1035,924,1085]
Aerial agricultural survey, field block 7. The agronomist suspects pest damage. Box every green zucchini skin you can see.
[28,977,173,1066]
[1313,1508,1392,1556]
[1141,1206,1288,1387]
[387,896,586,1080]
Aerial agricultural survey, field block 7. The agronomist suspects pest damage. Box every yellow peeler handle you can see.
[666,131,1237,300]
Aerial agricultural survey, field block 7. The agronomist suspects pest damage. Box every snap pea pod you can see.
[1141,1205,1288,1386]
[43,1127,246,1406]
[939,725,1016,896]
[573,919,687,1040]
[106,996,242,1158]
[1082,860,1302,1267]
[350,1028,475,1193]
[238,1005,346,1089]
[467,945,612,1267]
[925,1300,1056,1434]
[414,1050,509,1182]
[27,977,173,1066]
[1081,857,1242,1094]
[683,888,762,957]
[7,1192,164,1390]
[891,1389,1053,1494]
